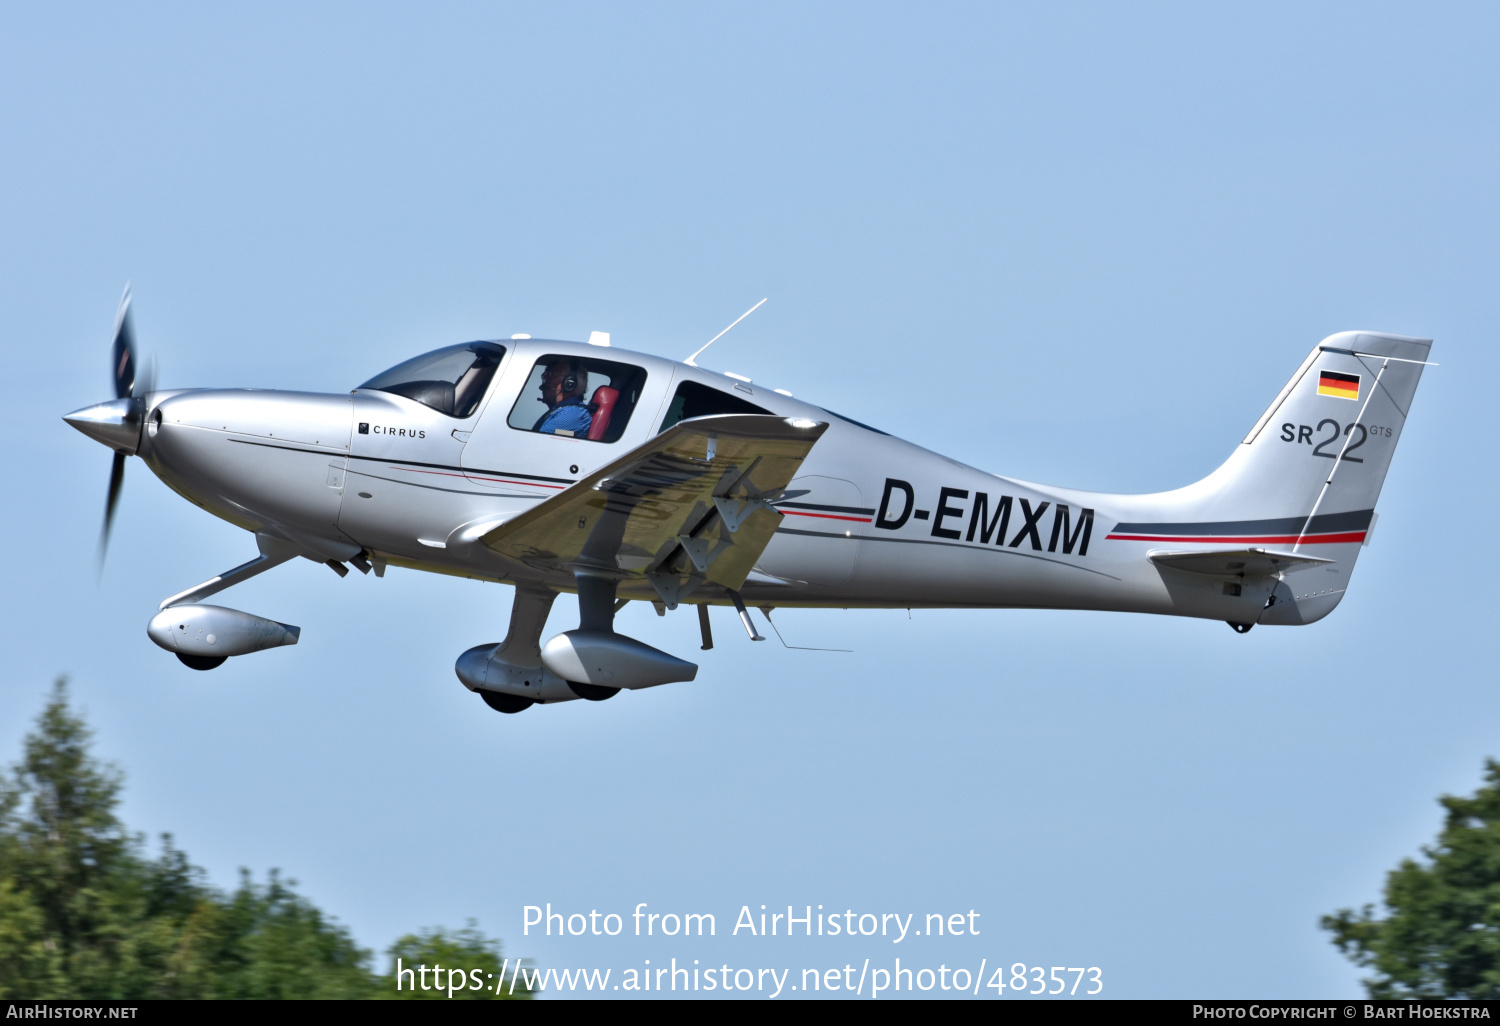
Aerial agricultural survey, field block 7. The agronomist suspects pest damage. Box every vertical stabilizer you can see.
[1118,331,1431,625]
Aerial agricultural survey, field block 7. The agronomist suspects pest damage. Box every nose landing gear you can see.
[177,653,228,671]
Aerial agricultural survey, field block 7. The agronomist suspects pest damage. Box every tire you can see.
[567,681,620,702]
[479,690,534,714]
[177,653,227,671]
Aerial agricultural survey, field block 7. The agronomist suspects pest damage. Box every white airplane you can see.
[65,292,1432,713]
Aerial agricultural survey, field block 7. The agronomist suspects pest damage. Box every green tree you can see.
[0,677,138,997]
[0,679,527,999]
[1323,759,1500,998]
[196,868,378,999]
[384,921,529,999]
[0,877,62,998]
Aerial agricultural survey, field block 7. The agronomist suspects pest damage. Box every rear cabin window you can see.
[506,355,648,444]
[658,380,770,433]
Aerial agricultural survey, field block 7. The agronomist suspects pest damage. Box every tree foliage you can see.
[385,923,519,1000]
[1323,759,1500,998]
[0,679,528,999]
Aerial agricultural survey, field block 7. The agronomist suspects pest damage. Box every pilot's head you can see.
[540,359,586,408]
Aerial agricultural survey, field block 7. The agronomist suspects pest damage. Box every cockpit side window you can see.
[506,355,648,443]
[359,342,507,419]
[658,380,770,433]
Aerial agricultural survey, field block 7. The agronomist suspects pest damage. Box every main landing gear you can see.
[461,573,697,716]
[461,584,579,715]
[479,691,534,714]
[478,680,616,710]
[469,581,622,713]
[566,680,618,701]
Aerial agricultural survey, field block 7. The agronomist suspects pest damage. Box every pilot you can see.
[533,358,592,437]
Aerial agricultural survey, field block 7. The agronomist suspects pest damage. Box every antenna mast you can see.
[684,298,767,367]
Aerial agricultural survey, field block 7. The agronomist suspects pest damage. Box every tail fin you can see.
[1132,331,1431,625]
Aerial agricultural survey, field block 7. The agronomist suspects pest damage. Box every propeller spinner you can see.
[64,288,155,568]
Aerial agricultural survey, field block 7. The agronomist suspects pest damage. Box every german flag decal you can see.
[1317,370,1360,400]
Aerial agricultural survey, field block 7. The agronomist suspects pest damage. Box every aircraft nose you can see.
[63,398,141,454]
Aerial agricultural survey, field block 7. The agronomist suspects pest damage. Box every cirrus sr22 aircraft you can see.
[65,293,1431,713]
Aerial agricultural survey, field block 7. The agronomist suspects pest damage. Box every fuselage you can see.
[130,335,1379,626]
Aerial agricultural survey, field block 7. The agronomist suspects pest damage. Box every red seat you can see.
[587,386,620,441]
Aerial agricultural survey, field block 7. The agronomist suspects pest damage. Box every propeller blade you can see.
[110,287,136,400]
[138,353,157,401]
[97,286,150,575]
[99,450,127,569]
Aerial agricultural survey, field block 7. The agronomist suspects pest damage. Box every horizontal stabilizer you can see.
[1148,547,1333,577]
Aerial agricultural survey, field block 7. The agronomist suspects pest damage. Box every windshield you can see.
[359,342,506,418]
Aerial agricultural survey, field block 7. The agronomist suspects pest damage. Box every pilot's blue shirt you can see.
[536,395,592,437]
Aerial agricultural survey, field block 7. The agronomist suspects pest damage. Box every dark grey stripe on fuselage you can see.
[227,438,577,486]
[1108,509,1374,537]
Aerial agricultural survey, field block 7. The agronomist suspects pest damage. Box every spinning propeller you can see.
[64,287,156,570]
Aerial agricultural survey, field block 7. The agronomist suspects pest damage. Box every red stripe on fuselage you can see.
[465,476,567,490]
[392,466,567,490]
[779,510,873,523]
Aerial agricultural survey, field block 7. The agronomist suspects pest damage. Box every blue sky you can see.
[3,2,1496,998]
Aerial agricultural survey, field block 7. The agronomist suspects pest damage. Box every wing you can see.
[480,414,828,606]
[1148,547,1334,577]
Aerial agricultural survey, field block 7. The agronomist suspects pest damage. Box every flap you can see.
[481,414,827,605]
[1148,547,1334,577]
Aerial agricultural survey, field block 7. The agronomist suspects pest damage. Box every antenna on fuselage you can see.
[684,297,766,367]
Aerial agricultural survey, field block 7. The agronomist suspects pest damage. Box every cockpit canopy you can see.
[358,342,506,418]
